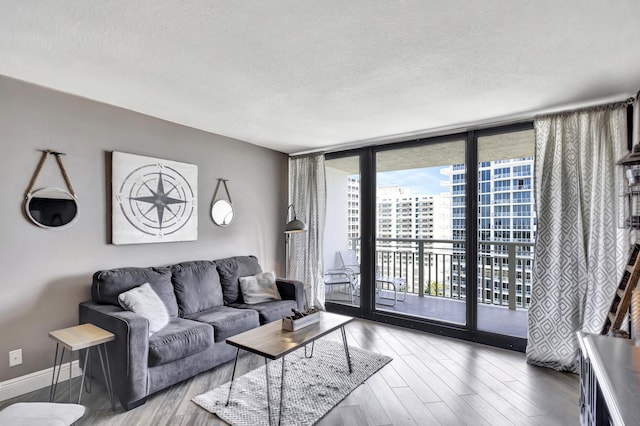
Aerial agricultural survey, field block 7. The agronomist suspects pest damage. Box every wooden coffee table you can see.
[225,311,353,426]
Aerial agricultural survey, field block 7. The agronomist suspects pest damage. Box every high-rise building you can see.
[447,158,536,308]
[347,176,360,246]
[376,185,451,241]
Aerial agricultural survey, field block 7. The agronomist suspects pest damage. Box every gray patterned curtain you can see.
[526,101,631,372]
[288,153,326,310]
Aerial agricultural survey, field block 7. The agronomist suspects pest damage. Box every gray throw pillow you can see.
[239,271,282,304]
[118,283,169,336]
[171,261,224,316]
[92,266,178,317]
[215,256,262,304]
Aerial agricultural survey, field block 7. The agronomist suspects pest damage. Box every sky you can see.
[376,167,449,195]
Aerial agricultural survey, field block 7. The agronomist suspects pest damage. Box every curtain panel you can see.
[526,102,630,372]
[288,153,327,310]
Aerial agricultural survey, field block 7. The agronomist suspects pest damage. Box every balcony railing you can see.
[348,238,534,310]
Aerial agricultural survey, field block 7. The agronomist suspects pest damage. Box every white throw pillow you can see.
[239,271,282,304]
[118,283,169,336]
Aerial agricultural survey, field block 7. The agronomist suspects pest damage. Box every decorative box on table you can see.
[282,312,320,331]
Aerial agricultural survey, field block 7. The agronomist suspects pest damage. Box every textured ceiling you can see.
[2,1,640,154]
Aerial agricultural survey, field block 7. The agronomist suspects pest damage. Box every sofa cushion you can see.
[239,271,281,304]
[186,306,259,342]
[215,256,262,304]
[171,261,224,316]
[118,283,169,336]
[148,317,213,367]
[92,267,179,317]
[229,299,298,324]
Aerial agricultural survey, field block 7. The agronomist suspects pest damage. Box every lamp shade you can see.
[285,204,306,233]
[285,218,306,233]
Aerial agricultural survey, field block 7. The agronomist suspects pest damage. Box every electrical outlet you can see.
[9,349,22,367]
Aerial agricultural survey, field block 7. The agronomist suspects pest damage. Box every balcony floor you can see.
[326,288,528,338]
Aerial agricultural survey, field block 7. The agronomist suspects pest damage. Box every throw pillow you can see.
[92,266,178,317]
[171,261,224,316]
[118,283,169,336]
[215,256,263,304]
[239,271,282,304]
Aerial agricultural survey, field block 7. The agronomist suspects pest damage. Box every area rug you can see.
[192,340,392,426]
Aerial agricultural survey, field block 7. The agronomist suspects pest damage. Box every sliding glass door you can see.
[375,139,467,325]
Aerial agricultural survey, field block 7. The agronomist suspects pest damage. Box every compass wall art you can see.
[112,151,198,245]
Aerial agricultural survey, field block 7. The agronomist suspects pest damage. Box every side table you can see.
[48,323,115,410]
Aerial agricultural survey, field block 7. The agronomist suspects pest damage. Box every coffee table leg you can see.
[225,348,240,407]
[341,327,352,373]
[278,356,286,426]
[265,358,273,426]
[304,341,315,358]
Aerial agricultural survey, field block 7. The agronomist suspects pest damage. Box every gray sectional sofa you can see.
[78,255,305,410]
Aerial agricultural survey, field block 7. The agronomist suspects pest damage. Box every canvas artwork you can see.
[112,151,198,245]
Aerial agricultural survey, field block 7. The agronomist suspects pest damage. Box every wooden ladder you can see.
[601,243,640,336]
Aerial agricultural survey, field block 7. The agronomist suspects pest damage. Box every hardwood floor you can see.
[0,319,579,425]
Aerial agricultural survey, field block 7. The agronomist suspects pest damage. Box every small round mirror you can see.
[25,187,79,229]
[211,199,234,226]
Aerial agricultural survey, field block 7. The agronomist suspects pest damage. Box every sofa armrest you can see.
[276,279,305,310]
[79,301,150,409]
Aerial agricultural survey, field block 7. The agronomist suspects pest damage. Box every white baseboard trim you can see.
[0,361,83,402]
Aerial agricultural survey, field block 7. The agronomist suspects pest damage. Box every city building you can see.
[447,158,536,308]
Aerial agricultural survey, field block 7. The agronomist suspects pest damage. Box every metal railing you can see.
[348,238,534,310]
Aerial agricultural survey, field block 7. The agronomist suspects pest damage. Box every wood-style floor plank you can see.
[392,386,441,425]
[459,393,514,426]
[366,371,416,425]
[436,394,492,426]
[0,319,579,425]
[424,401,466,426]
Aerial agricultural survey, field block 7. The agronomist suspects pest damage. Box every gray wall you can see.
[0,76,289,382]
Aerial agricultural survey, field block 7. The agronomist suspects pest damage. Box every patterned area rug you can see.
[193,340,392,426]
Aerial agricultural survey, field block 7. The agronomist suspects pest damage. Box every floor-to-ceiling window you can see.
[324,123,534,351]
[324,154,361,308]
[476,129,535,338]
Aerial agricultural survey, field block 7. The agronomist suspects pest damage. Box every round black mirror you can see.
[25,187,79,229]
[211,199,234,227]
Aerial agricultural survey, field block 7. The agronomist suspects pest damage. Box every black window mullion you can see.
[360,148,375,314]
[465,130,479,334]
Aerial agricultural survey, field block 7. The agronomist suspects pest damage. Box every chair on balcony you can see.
[323,250,360,304]
[326,250,406,306]
[376,267,407,306]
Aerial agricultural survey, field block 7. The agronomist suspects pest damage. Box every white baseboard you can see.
[0,361,82,402]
